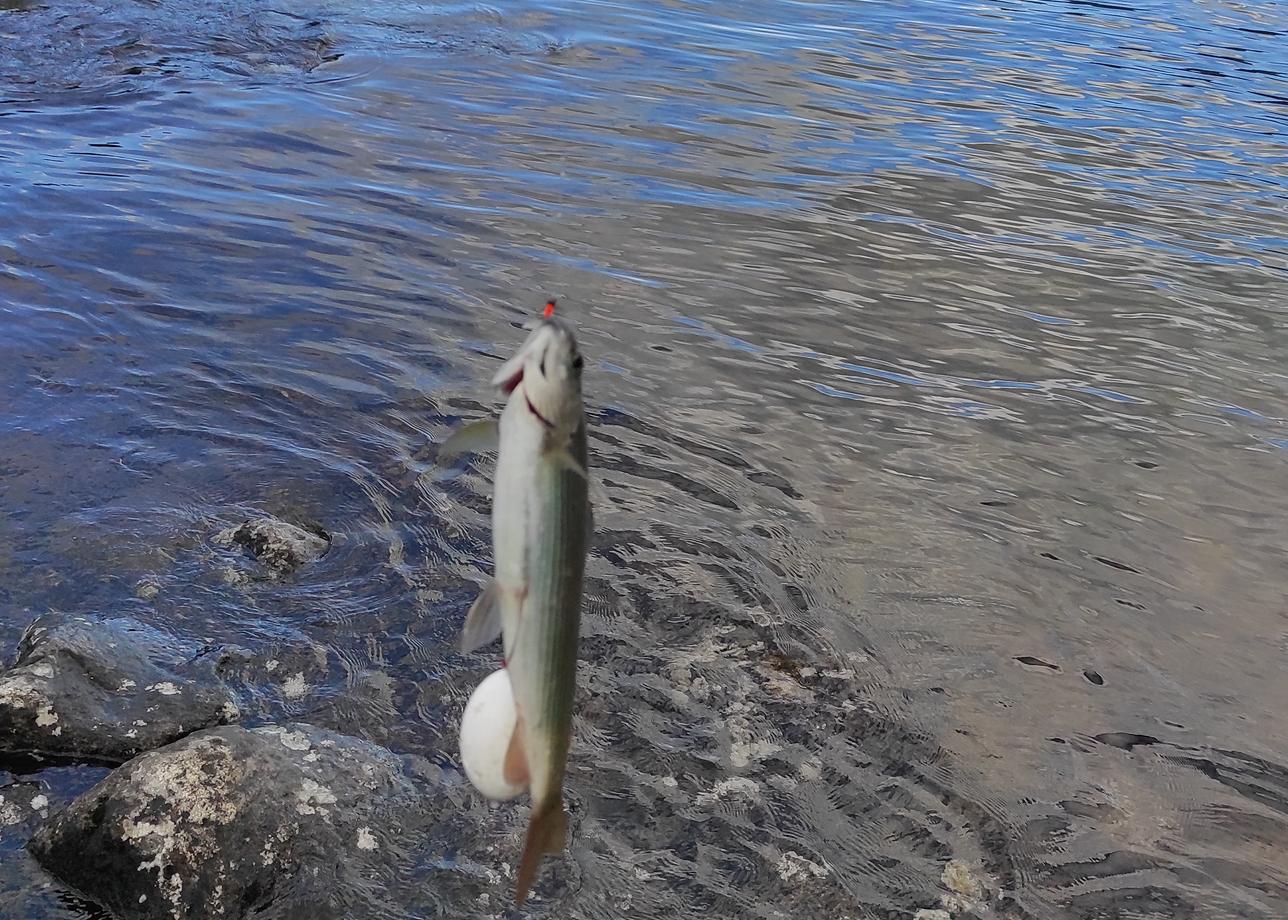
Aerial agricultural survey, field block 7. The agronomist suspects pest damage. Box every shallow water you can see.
[2,0,1287,917]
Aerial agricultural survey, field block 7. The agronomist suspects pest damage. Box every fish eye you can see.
[571,355,584,371]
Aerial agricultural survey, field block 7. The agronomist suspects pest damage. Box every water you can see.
[2,0,1286,917]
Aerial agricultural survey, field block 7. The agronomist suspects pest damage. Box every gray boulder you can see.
[215,517,330,578]
[28,723,449,920]
[0,615,239,767]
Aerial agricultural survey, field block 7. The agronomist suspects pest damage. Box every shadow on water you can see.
[2,0,1287,917]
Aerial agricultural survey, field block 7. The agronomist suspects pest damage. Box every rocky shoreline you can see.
[0,515,451,920]
[1,513,995,920]
[0,514,532,919]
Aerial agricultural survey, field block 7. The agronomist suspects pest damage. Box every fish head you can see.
[492,314,585,434]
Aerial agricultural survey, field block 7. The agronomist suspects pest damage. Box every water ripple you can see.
[2,0,1287,917]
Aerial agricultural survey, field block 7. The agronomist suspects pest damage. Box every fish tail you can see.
[514,798,567,907]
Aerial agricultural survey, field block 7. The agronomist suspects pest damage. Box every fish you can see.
[442,300,590,907]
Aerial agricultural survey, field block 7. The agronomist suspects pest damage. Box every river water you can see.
[2,1,1286,918]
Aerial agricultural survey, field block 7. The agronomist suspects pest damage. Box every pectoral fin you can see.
[439,418,500,461]
[550,445,588,481]
[459,581,504,652]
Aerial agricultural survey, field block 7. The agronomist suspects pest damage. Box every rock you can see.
[0,616,239,767]
[939,858,987,914]
[211,637,331,710]
[941,859,983,900]
[215,517,330,578]
[0,780,49,836]
[28,724,446,920]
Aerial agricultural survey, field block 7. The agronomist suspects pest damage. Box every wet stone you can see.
[1014,655,1059,671]
[215,516,331,578]
[28,723,445,920]
[0,779,50,840]
[212,637,332,711]
[0,615,239,768]
[939,858,987,913]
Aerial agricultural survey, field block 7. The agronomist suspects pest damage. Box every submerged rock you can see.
[215,517,331,578]
[0,615,238,768]
[29,723,443,920]
[939,858,987,914]
[0,779,51,839]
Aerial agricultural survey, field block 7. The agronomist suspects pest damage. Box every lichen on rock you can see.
[28,723,444,920]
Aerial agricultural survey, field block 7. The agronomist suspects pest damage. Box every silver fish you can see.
[442,302,590,906]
